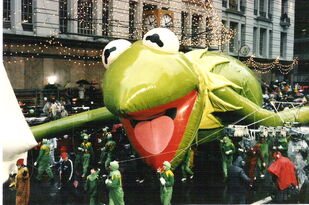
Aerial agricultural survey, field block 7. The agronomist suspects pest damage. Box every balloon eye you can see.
[142,28,179,53]
[102,39,131,69]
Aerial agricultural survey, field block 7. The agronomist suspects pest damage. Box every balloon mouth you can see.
[121,90,198,169]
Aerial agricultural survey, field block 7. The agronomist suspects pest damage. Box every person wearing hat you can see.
[105,161,125,205]
[180,147,194,182]
[267,151,298,203]
[257,134,269,178]
[74,133,85,175]
[34,138,54,181]
[274,131,288,157]
[103,133,117,172]
[9,158,30,205]
[78,133,94,177]
[59,152,74,204]
[245,141,265,185]
[157,161,174,205]
[85,167,101,205]
[227,156,250,204]
[220,136,235,179]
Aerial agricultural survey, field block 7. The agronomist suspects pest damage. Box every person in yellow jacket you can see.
[105,161,125,205]
[9,158,30,205]
[157,161,174,205]
[79,134,94,178]
[34,138,54,181]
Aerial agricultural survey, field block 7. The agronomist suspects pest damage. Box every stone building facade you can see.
[3,0,295,89]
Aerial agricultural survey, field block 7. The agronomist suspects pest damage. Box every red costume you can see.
[246,144,264,184]
[267,152,298,190]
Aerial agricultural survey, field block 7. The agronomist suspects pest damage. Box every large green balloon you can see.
[31,28,309,170]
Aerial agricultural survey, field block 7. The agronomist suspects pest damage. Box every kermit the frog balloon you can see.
[30,28,309,170]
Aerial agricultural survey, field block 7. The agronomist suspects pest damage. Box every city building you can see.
[294,0,309,84]
[221,0,295,82]
[3,0,295,90]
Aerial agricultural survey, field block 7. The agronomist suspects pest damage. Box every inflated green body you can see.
[30,41,309,169]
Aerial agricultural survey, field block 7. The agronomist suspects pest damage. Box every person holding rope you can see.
[78,134,94,178]
[9,158,30,205]
[105,161,125,205]
[220,136,235,179]
[85,167,101,205]
[59,152,74,204]
[180,147,194,182]
[157,161,174,205]
[267,151,298,204]
[34,138,54,182]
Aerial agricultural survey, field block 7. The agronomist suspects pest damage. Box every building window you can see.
[253,27,257,54]
[22,0,33,31]
[254,0,258,15]
[102,0,109,36]
[192,14,202,46]
[269,30,273,57]
[281,0,288,15]
[259,28,267,57]
[78,0,94,35]
[280,32,287,58]
[241,24,245,46]
[181,11,188,42]
[59,0,68,33]
[259,0,266,17]
[229,0,238,10]
[129,1,137,39]
[240,0,246,13]
[205,17,212,47]
[268,0,273,19]
[222,0,227,8]
[143,4,157,12]
[229,22,238,53]
[3,0,11,28]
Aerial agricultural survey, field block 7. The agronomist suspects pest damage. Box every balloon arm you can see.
[31,107,117,141]
[212,87,309,126]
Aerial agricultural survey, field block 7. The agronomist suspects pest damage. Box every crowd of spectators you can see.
[261,80,308,111]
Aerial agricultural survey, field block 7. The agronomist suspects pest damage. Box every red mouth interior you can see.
[121,90,197,169]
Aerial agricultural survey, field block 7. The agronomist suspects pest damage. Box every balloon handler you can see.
[181,147,194,182]
[220,136,235,179]
[85,167,101,205]
[9,158,30,205]
[74,133,86,176]
[257,134,269,178]
[100,133,117,172]
[59,152,74,204]
[34,138,54,181]
[78,134,94,178]
[245,142,265,185]
[157,161,174,205]
[105,161,125,205]
[267,151,298,203]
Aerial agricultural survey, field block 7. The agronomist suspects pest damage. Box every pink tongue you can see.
[134,116,174,154]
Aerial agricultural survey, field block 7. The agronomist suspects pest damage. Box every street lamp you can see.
[47,75,57,84]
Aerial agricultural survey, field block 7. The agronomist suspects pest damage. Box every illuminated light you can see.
[47,75,57,84]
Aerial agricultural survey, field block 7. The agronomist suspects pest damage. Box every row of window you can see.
[3,0,110,35]
[222,0,289,21]
[3,0,289,58]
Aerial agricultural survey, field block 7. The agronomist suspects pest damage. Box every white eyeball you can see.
[143,28,179,53]
[102,39,131,69]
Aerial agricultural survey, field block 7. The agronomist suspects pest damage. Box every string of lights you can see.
[3,0,294,76]
[243,56,299,74]
[3,0,235,67]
